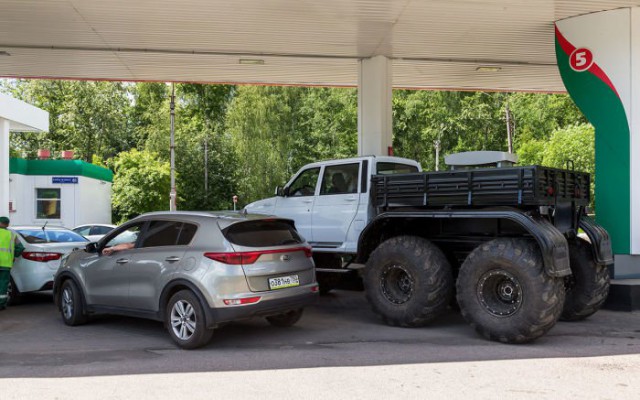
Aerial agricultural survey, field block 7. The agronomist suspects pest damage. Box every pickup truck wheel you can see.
[561,238,610,321]
[456,238,565,344]
[364,236,453,327]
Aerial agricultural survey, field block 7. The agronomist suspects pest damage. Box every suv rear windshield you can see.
[376,162,419,175]
[223,220,303,247]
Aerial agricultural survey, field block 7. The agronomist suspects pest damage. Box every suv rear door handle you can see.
[165,256,181,262]
[345,197,357,202]
[115,258,129,264]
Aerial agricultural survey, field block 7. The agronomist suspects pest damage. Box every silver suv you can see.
[53,211,319,349]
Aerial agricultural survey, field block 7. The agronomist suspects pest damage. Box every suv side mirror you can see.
[85,242,98,253]
[275,186,283,196]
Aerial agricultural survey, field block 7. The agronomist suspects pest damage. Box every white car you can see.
[9,226,89,304]
[72,224,116,242]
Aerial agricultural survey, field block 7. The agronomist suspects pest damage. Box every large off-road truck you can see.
[245,151,613,343]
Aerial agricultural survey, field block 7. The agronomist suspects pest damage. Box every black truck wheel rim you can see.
[380,264,414,305]
[477,269,522,317]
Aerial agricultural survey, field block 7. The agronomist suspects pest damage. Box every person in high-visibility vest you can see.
[0,216,24,310]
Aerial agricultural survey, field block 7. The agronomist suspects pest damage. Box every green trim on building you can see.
[555,39,631,254]
[9,158,113,183]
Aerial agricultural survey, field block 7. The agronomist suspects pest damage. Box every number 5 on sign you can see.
[570,48,594,72]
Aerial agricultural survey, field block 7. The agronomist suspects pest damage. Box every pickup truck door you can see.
[273,167,320,243]
[310,162,361,249]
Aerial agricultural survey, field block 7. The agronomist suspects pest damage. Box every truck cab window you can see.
[288,168,320,196]
[376,162,419,175]
[320,163,359,195]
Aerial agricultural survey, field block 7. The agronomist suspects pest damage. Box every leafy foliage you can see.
[1,78,594,217]
[226,86,357,204]
[2,79,132,161]
[109,149,171,223]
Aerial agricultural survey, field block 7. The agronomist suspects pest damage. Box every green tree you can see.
[129,82,169,149]
[541,124,595,208]
[393,91,509,170]
[226,86,358,203]
[109,149,171,223]
[142,83,239,210]
[1,79,133,161]
[508,93,586,146]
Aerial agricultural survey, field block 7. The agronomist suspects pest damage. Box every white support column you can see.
[358,55,393,156]
[0,118,10,217]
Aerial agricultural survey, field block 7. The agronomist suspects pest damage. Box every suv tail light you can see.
[205,246,312,265]
[223,296,261,306]
[22,252,63,262]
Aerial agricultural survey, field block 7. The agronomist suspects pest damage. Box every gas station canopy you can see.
[1,0,639,91]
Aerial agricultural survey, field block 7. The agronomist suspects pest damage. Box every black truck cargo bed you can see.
[371,165,590,209]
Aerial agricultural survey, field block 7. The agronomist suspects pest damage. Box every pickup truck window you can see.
[288,167,320,196]
[320,163,359,195]
[376,162,419,175]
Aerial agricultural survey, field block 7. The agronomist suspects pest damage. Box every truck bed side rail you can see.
[371,166,590,209]
[357,209,571,278]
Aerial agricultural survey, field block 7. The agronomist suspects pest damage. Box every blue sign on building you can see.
[52,177,79,184]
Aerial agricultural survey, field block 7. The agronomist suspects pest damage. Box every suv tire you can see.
[364,236,453,327]
[60,279,88,326]
[166,290,214,349]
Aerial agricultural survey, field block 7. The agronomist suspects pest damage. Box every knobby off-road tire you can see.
[166,290,214,349]
[364,236,453,327]
[561,238,610,321]
[456,238,565,344]
[266,308,304,327]
[59,279,88,326]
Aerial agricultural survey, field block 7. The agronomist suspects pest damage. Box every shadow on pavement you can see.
[1,290,639,378]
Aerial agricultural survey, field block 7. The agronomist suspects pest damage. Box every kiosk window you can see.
[36,188,61,219]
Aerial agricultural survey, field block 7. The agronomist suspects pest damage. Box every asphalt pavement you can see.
[1,290,640,399]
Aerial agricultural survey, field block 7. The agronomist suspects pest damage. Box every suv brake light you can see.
[22,252,63,262]
[205,246,312,265]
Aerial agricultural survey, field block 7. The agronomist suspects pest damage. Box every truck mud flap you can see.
[528,215,571,277]
[579,215,614,265]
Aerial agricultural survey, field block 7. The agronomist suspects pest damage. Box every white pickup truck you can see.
[245,156,421,254]
[245,153,612,344]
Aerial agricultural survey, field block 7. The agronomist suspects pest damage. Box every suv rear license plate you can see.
[269,275,300,290]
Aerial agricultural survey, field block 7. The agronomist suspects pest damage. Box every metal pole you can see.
[169,83,177,211]
[204,136,208,203]
[506,102,513,154]
[434,139,441,171]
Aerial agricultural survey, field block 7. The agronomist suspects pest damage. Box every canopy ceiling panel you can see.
[1,0,640,91]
